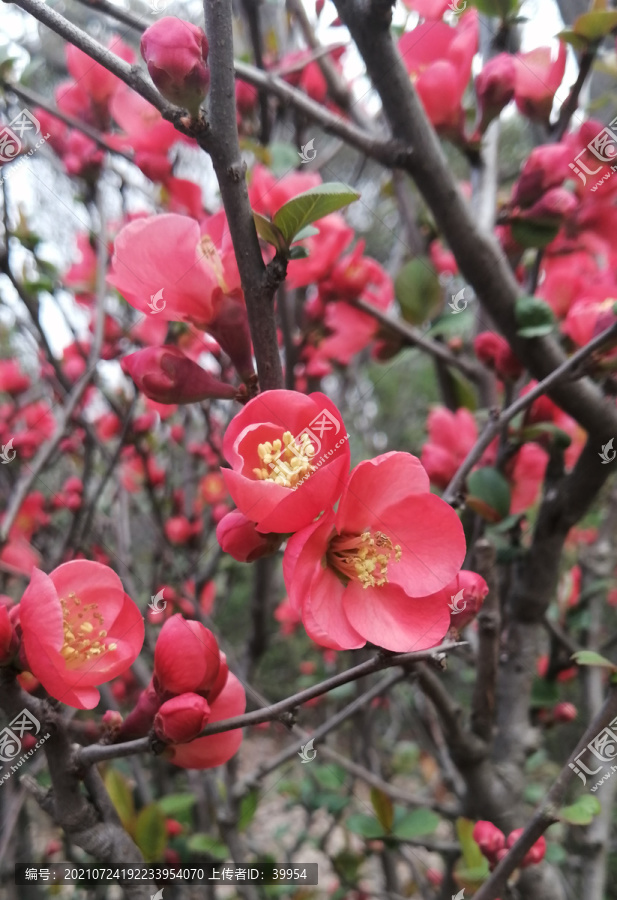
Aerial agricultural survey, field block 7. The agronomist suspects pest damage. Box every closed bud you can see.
[154,614,221,695]
[475,53,516,132]
[216,510,283,562]
[121,346,237,405]
[552,701,577,723]
[140,18,210,117]
[473,820,506,860]
[506,829,546,867]
[154,692,211,743]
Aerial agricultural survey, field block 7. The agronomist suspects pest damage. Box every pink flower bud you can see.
[474,332,523,381]
[154,692,211,743]
[552,701,577,723]
[521,187,578,221]
[140,18,210,116]
[154,614,221,695]
[216,510,283,562]
[512,144,570,208]
[448,570,489,630]
[165,515,195,545]
[473,820,506,860]
[475,53,516,131]
[506,829,546,867]
[121,346,237,405]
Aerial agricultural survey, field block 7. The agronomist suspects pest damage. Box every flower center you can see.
[327,530,402,589]
[199,235,229,293]
[252,431,317,488]
[59,592,117,667]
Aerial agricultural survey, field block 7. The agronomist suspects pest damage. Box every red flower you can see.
[513,43,566,123]
[446,569,489,630]
[221,390,350,534]
[19,561,145,709]
[216,510,282,563]
[283,452,466,651]
[66,38,135,108]
[0,360,30,395]
[421,406,484,489]
[506,829,546,867]
[475,53,516,133]
[274,596,302,636]
[166,671,245,769]
[474,332,523,380]
[473,820,506,859]
[154,614,221,695]
[399,14,477,132]
[121,346,237,405]
[154,692,211,743]
[140,18,210,116]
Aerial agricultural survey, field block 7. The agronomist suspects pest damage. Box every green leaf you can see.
[559,795,601,825]
[530,676,559,709]
[186,834,227,858]
[291,225,320,242]
[267,141,302,177]
[571,650,617,670]
[392,808,440,840]
[470,0,518,16]
[313,765,346,790]
[253,211,286,252]
[456,817,485,870]
[467,467,511,523]
[394,257,442,326]
[238,789,259,831]
[520,423,572,448]
[157,792,196,819]
[511,219,561,249]
[571,10,617,40]
[288,246,310,260]
[134,803,167,862]
[558,29,590,50]
[515,295,556,338]
[104,769,135,831]
[346,814,385,838]
[371,788,394,834]
[273,183,359,245]
[545,842,567,864]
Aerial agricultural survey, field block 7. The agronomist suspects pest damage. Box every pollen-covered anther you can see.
[328,530,402,589]
[59,595,116,665]
[252,431,317,488]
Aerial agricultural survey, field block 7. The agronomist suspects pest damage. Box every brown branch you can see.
[473,685,617,900]
[442,318,617,504]
[75,642,466,766]
[470,538,501,742]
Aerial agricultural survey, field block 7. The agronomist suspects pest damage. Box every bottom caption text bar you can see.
[16,863,318,885]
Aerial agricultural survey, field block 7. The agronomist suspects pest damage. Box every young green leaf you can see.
[273,183,360,245]
[134,803,167,861]
[571,650,617,670]
[559,795,601,825]
[253,211,286,253]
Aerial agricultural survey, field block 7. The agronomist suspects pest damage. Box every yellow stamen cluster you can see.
[328,531,402,589]
[199,235,229,293]
[253,432,317,489]
[59,591,117,666]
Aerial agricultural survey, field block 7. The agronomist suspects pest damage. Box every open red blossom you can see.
[221,390,350,534]
[283,452,466,652]
[18,561,144,709]
[513,43,566,123]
